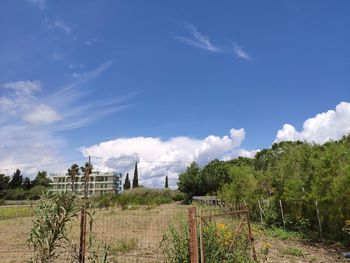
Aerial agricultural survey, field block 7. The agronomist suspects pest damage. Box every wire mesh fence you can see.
[0,203,187,263]
[196,205,257,263]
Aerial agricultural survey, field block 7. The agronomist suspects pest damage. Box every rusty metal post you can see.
[188,207,199,263]
[79,156,91,263]
[246,209,258,262]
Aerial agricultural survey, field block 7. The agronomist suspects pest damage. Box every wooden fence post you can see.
[279,200,285,229]
[188,207,199,263]
[315,200,322,238]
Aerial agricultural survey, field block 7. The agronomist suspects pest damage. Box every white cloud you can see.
[85,37,98,46]
[45,18,72,34]
[23,104,61,125]
[233,42,251,60]
[0,61,134,176]
[53,19,72,33]
[27,0,46,10]
[81,128,257,188]
[2,80,41,95]
[275,101,350,144]
[174,24,222,53]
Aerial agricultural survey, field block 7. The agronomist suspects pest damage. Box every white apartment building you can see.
[49,171,122,197]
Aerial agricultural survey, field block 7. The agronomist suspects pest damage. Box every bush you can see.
[162,217,254,263]
[28,186,47,200]
[91,192,118,209]
[28,191,80,263]
[116,188,173,208]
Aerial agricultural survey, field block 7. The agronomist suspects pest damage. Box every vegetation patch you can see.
[264,226,304,240]
[111,238,138,254]
[0,206,34,220]
[282,247,304,257]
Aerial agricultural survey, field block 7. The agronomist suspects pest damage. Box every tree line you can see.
[178,135,350,241]
[0,170,50,200]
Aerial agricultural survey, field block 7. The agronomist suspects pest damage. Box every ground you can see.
[0,203,348,262]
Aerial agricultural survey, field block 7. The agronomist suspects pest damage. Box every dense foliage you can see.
[0,170,50,201]
[178,135,350,241]
[91,188,184,209]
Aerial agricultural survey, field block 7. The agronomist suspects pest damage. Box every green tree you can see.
[219,165,256,204]
[32,171,50,188]
[123,173,131,190]
[67,164,80,192]
[132,162,139,188]
[9,169,23,189]
[165,175,169,188]
[0,174,10,190]
[178,162,201,200]
[22,177,32,190]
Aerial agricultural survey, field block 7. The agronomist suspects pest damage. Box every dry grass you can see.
[0,203,186,263]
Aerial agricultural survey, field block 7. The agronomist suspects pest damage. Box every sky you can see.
[0,0,349,187]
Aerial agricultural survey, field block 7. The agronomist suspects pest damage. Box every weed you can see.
[111,238,138,254]
[283,247,304,257]
[265,226,304,240]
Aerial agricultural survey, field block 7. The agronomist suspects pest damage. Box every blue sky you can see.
[1,0,349,186]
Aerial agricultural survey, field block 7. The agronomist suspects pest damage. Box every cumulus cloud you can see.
[81,128,257,188]
[174,24,222,53]
[275,101,350,144]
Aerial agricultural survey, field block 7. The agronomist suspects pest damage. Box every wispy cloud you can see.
[27,0,46,10]
[174,24,222,53]
[233,42,251,60]
[52,19,72,34]
[44,18,72,34]
[0,61,136,174]
[175,23,252,61]
[85,37,98,46]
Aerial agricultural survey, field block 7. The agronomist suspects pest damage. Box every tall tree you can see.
[132,162,139,188]
[0,174,10,190]
[123,173,131,190]
[22,177,32,190]
[68,164,80,192]
[9,169,23,189]
[32,171,50,188]
[165,175,169,188]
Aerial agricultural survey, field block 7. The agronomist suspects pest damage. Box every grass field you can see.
[0,206,34,220]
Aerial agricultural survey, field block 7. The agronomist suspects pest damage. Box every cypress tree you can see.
[123,173,131,190]
[132,162,139,188]
[9,169,23,189]
[165,175,168,188]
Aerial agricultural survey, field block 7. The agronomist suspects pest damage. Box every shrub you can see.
[28,192,80,263]
[161,218,190,263]
[116,188,173,208]
[162,217,254,263]
[90,192,118,209]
